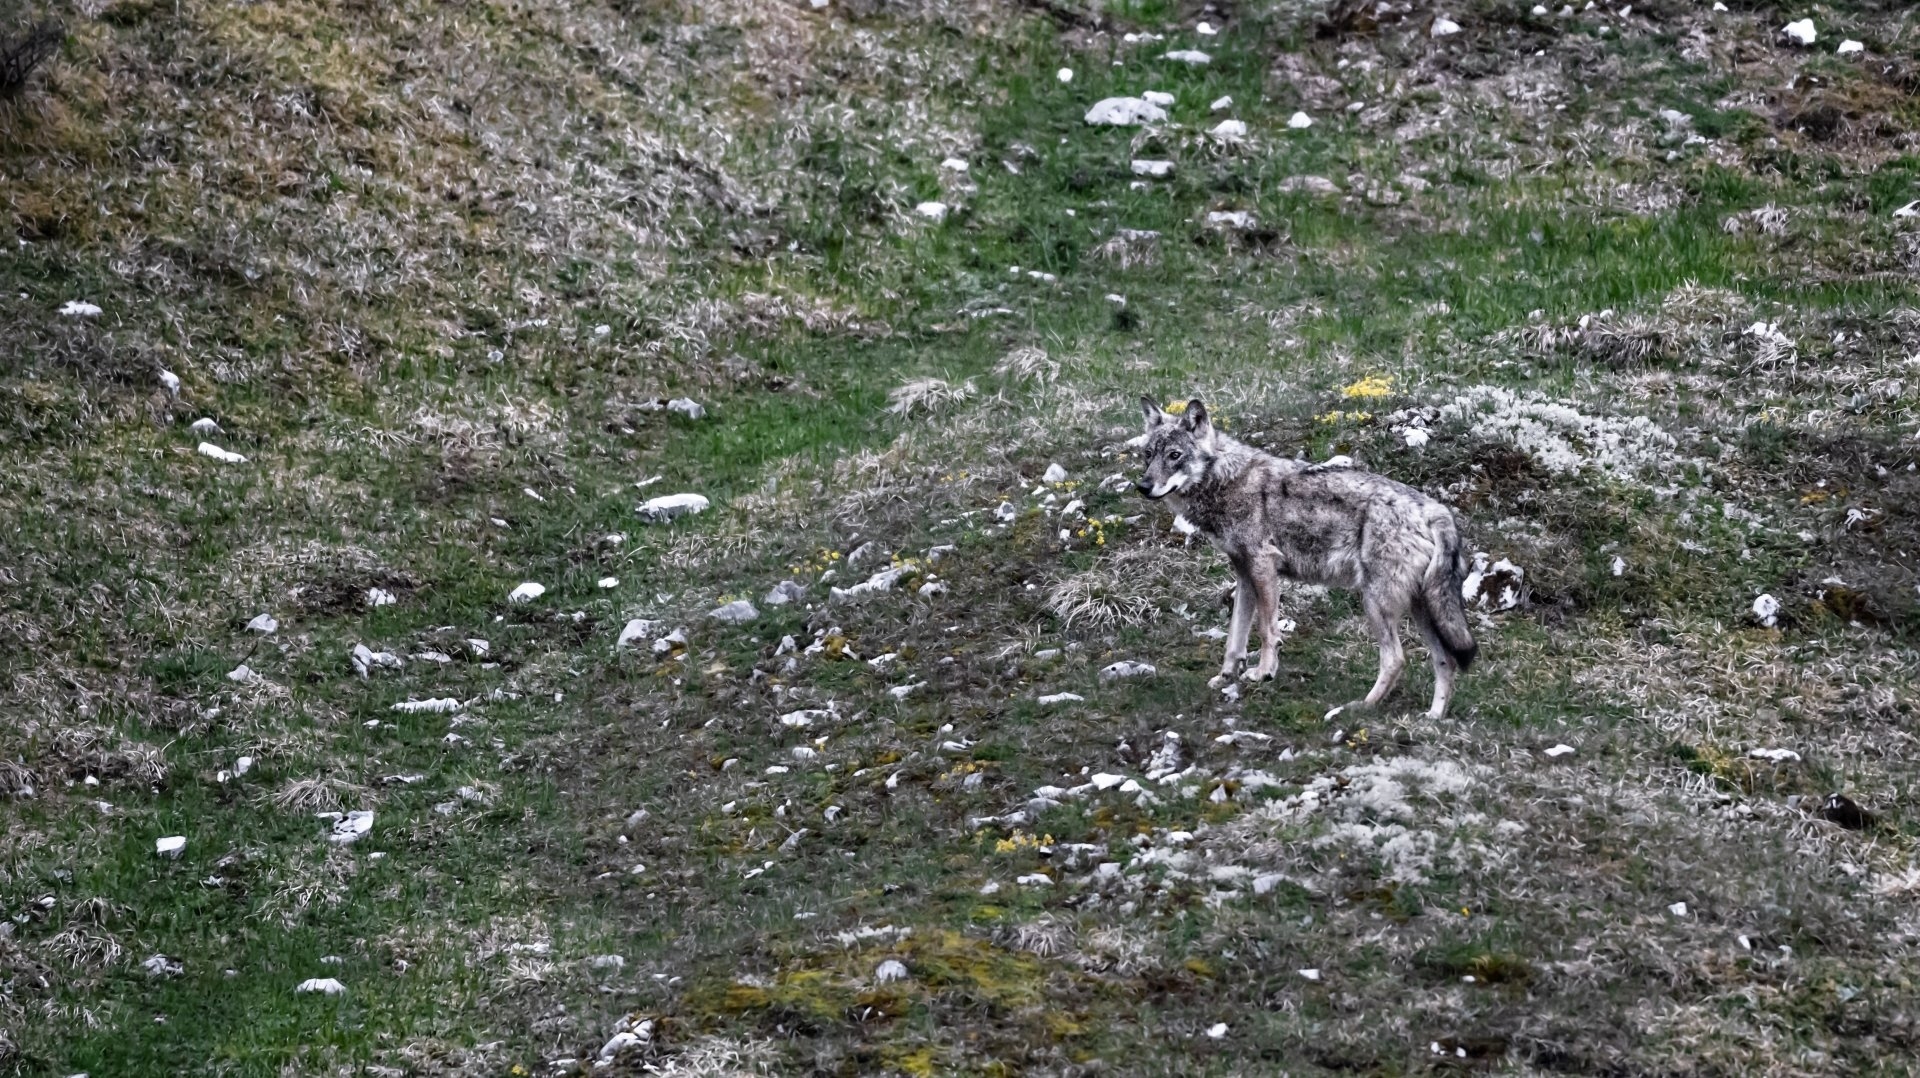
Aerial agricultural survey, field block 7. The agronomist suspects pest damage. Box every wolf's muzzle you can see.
[1135,479,1160,499]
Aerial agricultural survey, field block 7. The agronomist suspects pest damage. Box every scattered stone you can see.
[597,576,619,589]
[507,582,546,604]
[709,599,759,624]
[1668,902,1688,917]
[832,567,904,602]
[1206,1023,1228,1039]
[1837,39,1863,56]
[1099,660,1156,680]
[1752,593,1781,627]
[190,417,221,435]
[1286,111,1314,130]
[915,201,949,221]
[1206,210,1255,229]
[1037,693,1084,705]
[874,959,910,984]
[1057,67,1073,83]
[1142,90,1175,108]
[296,977,345,995]
[888,682,924,700]
[765,580,809,605]
[652,628,687,655]
[1750,747,1801,763]
[1209,119,1247,138]
[1015,873,1053,886]
[1130,159,1175,178]
[1210,95,1232,112]
[1162,49,1211,65]
[246,613,278,634]
[1892,201,1919,219]
[1278,175,1340,196]
[391,698,462,714]
[1544,744,1576,758]
[994,500,1018,522]
[159,369,181,396]
[327,810,374,845]
[917,580,948,598]
[1781,18,1815,46]
[366,587,397,608]
[1431,17,1461,37]
[639,493,710,523]
[617,619,658,649]
[352,644,404,678]
[197,442,248,464]
[61,300,103,317]
[1252,874,1287,896]
[589,954,626,971]
[1403,427,1431,449]
[1197,20,1217,35]
[142,953,183,977]
[235,756,253,776]
[1298,968,1322,981]
[226,664,256,684]
[1084,97,1168,126]
[1042,462,1069,484]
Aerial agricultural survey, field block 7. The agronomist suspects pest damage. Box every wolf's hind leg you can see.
[1411,607,1457,720]
[1345,593,1406,709]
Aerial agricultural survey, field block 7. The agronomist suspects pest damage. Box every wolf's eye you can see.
[1167,451,1183,463]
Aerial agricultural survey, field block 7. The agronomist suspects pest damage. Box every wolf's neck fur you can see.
[1199,431,1260,485]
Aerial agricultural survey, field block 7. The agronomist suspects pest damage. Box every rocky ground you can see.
[3,0,1920,1074]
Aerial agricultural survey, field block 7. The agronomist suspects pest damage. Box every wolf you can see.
[1134,396,1477,720]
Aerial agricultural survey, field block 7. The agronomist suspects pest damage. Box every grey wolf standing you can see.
[1134,397,1477,719]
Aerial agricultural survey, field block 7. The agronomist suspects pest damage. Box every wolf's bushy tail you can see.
[1421,515,1477,672]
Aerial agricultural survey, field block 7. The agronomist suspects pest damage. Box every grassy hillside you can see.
[4,0,1920,1073]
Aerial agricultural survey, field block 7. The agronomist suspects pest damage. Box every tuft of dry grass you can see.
[886,376,976,418]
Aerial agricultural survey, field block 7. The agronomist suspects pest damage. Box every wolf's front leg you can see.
[1243,558,1281,682]
[1208,576,1255,689]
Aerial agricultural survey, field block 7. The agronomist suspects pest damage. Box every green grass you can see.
[5,0,1920,1074]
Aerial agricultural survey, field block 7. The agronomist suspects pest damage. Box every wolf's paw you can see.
[1242,666,1277,683]
[1207,673,1231,690]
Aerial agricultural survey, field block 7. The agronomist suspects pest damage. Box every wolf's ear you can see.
[1183,398,1212,438]
[1139,395,1164,427]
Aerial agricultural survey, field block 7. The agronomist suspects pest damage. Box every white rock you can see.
[365,587,397,607]
[245,613,278,634]
[1402,427,1431,449]
[1668,901,1689,917]
[830,566,904,602]
[391,697,462,714]
[638,493,710,523]
[940,157,969,172]
[1056,67,1073,83]
[709,599,759,624]
[1298,968,1322,981]
[507,581,545,604]
[617,619,658,649]
[1206,210,1255,229]
[765,580,808,605]
[159,369,181,396]
[1544,744,1576,758]
[1162,49,1211,65]
[1431,17,1461,37]
[1712,1,1726,8]
[888,682,924,700]
[1206,1023,1228,1038]
[1037,693,1084,705]
[667,397,705,419]
[589,954,626,970]
[1210,95,1233,112]
[141,953,182,977]
[1142,90,1175,107]
[61,300,103,317]
[1015,873,1053,886]
[1837,39,1863,56]
[235,756,253,776]
[1084,97,1168,126]
[156,836,186,858]
[1750,747,1802,763]
[1610,555,1627,577]
[918,580,948,598]
[327,810,374,845]
[1287,111,1314,129]
[190,417,221,435]
[1197,21,1217,35]
[1781,19,1815,46]
[1892,200,1919,219]
[1752,593,1781,627]
[1531,3,1547,12]
[1099,660,1156,680]
[295,978,346,995]
[1041,463,1069,484]
[226,664,255,683]
[915,201,949,221]
[1209,119,1248,138]
[197,442,248,464]
[874,959,910,983]
[1090,773,1127,791]
[1252,873,1287,896]
[1130,159,1175,178]
[994,500,1017,522]
[597,576,619,589]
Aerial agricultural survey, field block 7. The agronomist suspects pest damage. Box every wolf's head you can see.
[1135,396,1215,500]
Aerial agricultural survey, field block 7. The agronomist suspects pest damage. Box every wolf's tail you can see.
[1420,514,1478,672]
